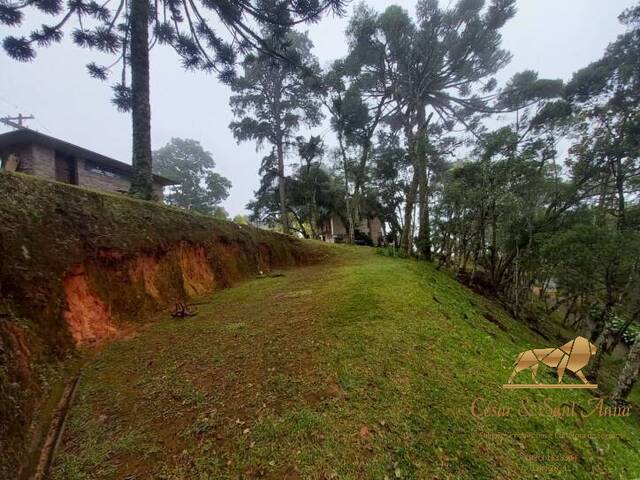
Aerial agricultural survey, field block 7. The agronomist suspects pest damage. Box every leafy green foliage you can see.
[153,138,231,215]
[543,224,640,304]
[230,28,324,233]
[229,29,323,147]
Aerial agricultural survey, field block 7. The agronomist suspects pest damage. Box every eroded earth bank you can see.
[0,171,324,478]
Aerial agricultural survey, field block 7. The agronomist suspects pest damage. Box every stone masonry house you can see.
[321,212,384,246]
[0,129,177,198]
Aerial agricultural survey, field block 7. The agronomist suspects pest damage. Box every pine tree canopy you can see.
[1,0,347,109]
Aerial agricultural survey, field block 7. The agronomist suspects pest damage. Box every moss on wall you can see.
[0,171,325,478]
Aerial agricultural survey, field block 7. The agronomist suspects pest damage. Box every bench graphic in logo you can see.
[503,336,598,389]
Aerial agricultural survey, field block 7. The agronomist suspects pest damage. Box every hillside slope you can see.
[0,171,322,479]
[51,246,639,479]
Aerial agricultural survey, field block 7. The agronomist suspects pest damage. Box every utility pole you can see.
[0,114,34,130]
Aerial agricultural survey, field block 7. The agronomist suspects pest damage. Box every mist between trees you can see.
[229,1,640,405]
[3,0,639,403]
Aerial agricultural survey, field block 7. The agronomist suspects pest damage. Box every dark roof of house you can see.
[0,129,178,185]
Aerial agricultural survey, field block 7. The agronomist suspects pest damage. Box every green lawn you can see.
[51,245,640,479]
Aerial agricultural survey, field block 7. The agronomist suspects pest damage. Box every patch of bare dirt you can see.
[63,266,118,344]
[177,242,216,297]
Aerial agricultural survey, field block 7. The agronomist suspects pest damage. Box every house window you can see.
[84,161,123,179]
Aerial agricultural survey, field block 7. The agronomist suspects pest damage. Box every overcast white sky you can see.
[0,0,636,215]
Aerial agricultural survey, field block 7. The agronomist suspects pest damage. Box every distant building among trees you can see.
[320,213,384,246]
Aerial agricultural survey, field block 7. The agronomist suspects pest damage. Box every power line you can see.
[0,95,53,133]
[0,114,34,130]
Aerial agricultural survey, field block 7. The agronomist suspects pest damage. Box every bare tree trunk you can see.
[309,184,319,239]
[352,142,370,223]
[416,171,431,258]
[128,0,154,200]
[611,338,640,405]
[337,132,354,243]
[304,161,320,239]
[614,155,626,231]
[400,173,417,256]
[415,108,433,260]
[416,155,430,260]
[400,129,417,256]
[344,195,354,243]
[591,300,615,343]
[276,139,289,234]
[562,297,577,326]
[289,207,306,238]
[596,169,610,226]
[590,302,617,381]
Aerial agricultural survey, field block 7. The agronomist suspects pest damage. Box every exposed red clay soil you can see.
[129,255,163,300]
[177,242,215,297]
[61,243,243,345]
[63,267,117,345]
[62,240,303,345]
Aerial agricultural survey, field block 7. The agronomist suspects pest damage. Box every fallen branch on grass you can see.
[256,272,285,279]
[171,302,198,318]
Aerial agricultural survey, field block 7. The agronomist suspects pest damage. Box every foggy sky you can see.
[0,0,636,215]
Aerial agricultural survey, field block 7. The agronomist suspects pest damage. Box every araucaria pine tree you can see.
[347,0,517,257]
[229,28,323,234]
[1,0,345,199]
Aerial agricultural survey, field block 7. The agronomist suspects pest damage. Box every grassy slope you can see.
[51,245,640,479]
[0,171,318,478]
